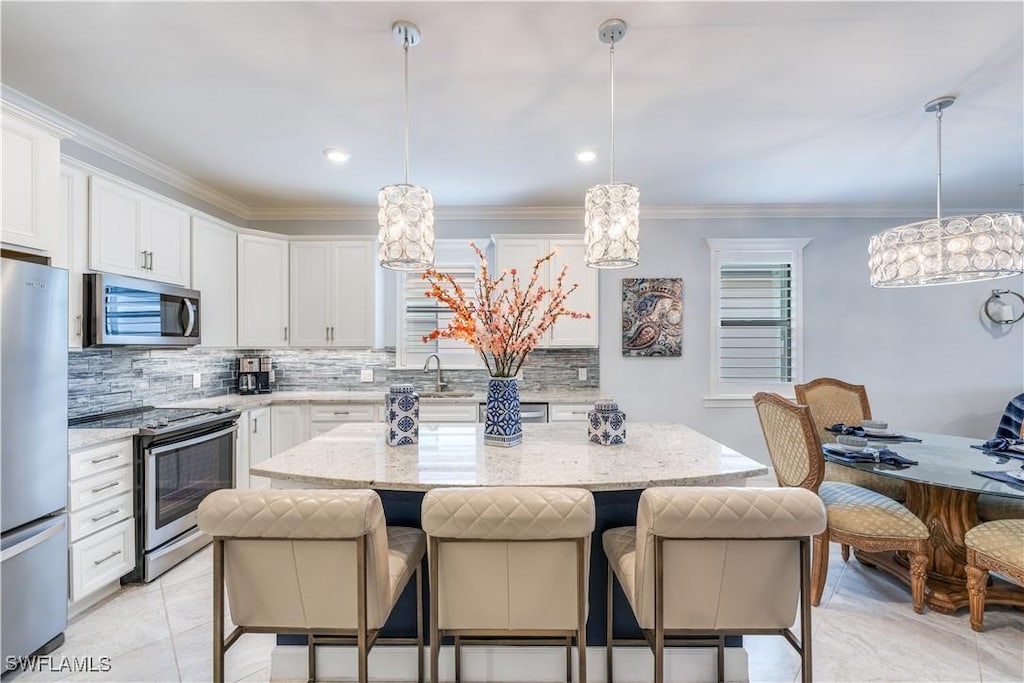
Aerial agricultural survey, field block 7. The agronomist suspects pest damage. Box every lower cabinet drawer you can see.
[69,492,133,543]
[310,403,376,422]
[549,404,593,422]
[70,518,135,602]
[69,439,133,481]
[420,403,478,422]
[69,465,132,512]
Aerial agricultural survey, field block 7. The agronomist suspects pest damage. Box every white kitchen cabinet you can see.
[60,165,89,349]
[271,404,309,456]
[238,233,290,347]
[67,438,136,607]
[419,402,479,422]
[492,235,599,347]
[88,175,191,286]
[191,216,237,347]
[549,403,593,422]
[289,238,375,348]
[1,107,62,255]
[237,407,271,489]
[309,402,378,437]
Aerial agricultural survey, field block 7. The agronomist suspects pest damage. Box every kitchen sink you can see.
[418,391,475,398]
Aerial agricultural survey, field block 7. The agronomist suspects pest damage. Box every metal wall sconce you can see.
[983,289,1024,325]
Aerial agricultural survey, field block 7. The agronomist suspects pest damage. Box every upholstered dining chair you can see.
[197,489,426,683]
[753,392,930,612]
[603,487,826,683]
[965,519,1024,631]
[421,486,594,683]
[794,377,906,503]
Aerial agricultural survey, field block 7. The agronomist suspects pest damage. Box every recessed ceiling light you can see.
[323,148,351,164]
[576,150,598,163]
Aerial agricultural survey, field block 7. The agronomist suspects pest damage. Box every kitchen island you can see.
[251,422,770,682]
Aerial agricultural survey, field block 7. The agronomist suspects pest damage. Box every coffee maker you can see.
[238,355,273,394]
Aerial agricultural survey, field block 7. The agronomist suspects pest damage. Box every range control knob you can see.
[157,417,169,427]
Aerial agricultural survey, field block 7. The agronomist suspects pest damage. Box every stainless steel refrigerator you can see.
[1,257,69,667]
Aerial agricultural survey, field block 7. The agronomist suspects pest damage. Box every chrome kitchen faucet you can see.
[423,353,448,393]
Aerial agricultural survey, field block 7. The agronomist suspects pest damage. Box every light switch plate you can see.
[360,369,374,383]
[192,372,202,389]
[578,368,588,381]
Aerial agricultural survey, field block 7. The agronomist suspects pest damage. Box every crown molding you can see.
[1,85,252,221]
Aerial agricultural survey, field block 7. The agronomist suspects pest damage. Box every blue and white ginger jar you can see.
[588,399,626,445]
[386,384,419,446]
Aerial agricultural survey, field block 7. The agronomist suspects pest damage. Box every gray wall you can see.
[598,215,1024,463]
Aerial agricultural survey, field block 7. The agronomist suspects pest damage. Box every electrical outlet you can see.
[360,369,374,383]
[192,372,202,389]
[578,368,587,381]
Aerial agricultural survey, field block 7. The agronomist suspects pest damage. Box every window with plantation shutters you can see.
[705,238,811,405]
[396,241,486,369]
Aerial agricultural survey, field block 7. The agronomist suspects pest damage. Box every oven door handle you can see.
[146,424,238,457]
[181,298,196,337]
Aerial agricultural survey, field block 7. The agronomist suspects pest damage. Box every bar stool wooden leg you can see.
[429,540,439,683]
[716,635,725,683]
[416,566,424,683]
[565,636,572,683]
[454,636,462,683]
[306,636,316,683]
[577,539,587,683]
[213,540,226,683]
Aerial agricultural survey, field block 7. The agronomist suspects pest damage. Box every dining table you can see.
[826,431,1024,614]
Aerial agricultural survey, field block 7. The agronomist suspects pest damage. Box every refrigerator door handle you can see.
[0,517,66,562]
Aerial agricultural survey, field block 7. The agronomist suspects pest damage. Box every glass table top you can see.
[828,432,1024,499]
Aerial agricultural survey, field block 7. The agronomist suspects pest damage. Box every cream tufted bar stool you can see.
[421,486,595,683]
[754,392,931,613]
[795,377,906,504]
[197,489,426,683]
[602,487,826,683]
[965,519,1024,632]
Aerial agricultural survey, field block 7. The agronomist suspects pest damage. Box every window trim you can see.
[704,237,811,407]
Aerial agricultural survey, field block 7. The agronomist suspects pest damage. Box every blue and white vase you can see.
[588,399,626,445]
[386,384,419,446]
[483,377,522,447]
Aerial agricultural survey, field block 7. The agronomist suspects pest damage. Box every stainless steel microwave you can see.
[84,273,200,347]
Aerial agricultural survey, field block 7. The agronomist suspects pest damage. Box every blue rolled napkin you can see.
[822,444,918,466]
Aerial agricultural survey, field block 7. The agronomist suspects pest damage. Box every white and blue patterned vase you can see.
[483,377,522,447]
[386,384,419,446]
[588,399,626,445]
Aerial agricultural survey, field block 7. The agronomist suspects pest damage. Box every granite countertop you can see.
[68,428,138,451]
[175,389,602,410]
[251,422,769,492]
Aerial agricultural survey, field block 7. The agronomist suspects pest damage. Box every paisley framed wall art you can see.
[621,278,683,357]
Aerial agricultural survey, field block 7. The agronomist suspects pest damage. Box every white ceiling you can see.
[2,1,1022,216]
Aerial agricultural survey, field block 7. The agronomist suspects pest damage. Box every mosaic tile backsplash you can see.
[67,347,599,419]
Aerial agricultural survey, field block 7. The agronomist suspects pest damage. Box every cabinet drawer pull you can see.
[90,508,120,523]
[284,326,289,341]
[332,411,350,415]
[93,549,122,566]
[90,453,120,464]
[570,411,587,415]
[90,481,119,494]
[76,314,82,337]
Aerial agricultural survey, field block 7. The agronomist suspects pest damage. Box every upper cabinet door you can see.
[191,216,237,347]
[61,166,89,349]
[89,175,144,276]
[492,237,554,348]
[547,239,599,347]
[238,234,289,347]
[331,239,375,347]
[1,113,60,254]
[289,241,332,347]
[142,199,190,286]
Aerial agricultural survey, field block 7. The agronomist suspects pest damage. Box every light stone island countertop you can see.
[251,422,769,492]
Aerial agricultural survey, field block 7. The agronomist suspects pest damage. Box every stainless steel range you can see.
[70,406,239,582]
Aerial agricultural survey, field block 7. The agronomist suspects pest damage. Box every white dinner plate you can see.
[863,427,897,437]
[826,443,868,454]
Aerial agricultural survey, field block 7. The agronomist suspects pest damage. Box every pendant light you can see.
[584,19,640,269]
[868,96,1023,287]
[379,21,434,271]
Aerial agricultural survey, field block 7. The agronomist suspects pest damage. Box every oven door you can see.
[143,424,236,551]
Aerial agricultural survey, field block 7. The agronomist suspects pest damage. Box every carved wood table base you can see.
[853,481,1024,614]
